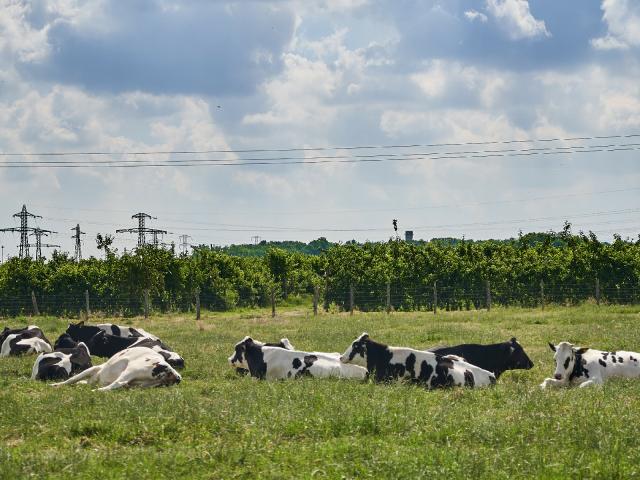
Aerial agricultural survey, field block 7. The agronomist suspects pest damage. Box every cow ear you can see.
[548,342,556,352]
[510,337,517,344]
[575,347,589,355]
[78,321,85,326]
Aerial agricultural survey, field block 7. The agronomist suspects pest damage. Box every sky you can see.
[0,0,639,259]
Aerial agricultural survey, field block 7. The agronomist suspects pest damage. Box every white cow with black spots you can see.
[541,341,640,388]
[229,336,367,380]
[51,347,182,391]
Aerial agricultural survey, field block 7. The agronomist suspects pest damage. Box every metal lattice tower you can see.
[0,205,42,258]
[116,212,167,249]
[179,234,192,254]
[29,228,59,261]
[71,224,86,261]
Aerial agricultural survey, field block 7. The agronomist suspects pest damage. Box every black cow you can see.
[428,337,534,378]
[31,342,92,381]
[86,331,184,369]
[54,333,78,350]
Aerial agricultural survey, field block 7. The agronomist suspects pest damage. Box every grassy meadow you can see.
[2,304,640,479]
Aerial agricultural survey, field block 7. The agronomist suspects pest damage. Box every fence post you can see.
[271,289,276,318]
[433,281,437,315]
[85,289,91,318]
[31,290,40,316]
[323,273,329,312]
[313,285,319,316]
[486,280,491,311]
[144,289,150,319]
[349,283,354,316]
[540,280,545,310]
[595,277,600,306]
[386,281,391,314]
[195,287,201,320]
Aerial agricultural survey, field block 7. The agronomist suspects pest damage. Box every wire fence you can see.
[0,279,638,318]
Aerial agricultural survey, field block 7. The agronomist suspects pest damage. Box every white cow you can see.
[51,347,182,391]
[541,341,640,388]
[229,336,367,380]
[340,333,496,388]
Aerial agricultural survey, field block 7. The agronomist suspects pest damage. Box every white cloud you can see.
[591,0,640,50]
[464,10,488,23]
[486,0,550,40]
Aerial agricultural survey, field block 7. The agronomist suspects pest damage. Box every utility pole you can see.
[29,228,59,261]
[71,224,86,261]
[251,235,261,245]
[179,234,192,255]
[0,205,42,258]
[116,212,167,249]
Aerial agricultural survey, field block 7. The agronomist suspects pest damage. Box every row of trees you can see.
[0,228,638,316]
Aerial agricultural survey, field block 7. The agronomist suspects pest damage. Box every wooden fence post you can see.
[349,284,354,316]
[595,277,600,306]
[85,289,91,318]
[271,289,276,318]
[486,280,491,311]
[313,285,319,316]
[433,281,437,315]
[323,273,330,312]
[386,280,391,314]
[31,290,39,316]
[540,280,545,310]
[144,289,150,319]
[195,287,201,320]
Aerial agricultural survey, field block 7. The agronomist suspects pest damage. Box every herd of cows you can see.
[3,322,640,390]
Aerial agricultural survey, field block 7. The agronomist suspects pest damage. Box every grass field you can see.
[2,304,640,479]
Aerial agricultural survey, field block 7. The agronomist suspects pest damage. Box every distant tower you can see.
[71,224,86,261]
[179,234,192,254]
[405,231,414,242]
[116,212,167,248]
[0,205,42,258]
[29,228,58,261]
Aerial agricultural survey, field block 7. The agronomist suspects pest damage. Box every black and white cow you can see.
[1,325,52,357]
[54,333,78,350]
[229,336,367,380]
[66,321,159,343]
[428,337,534,378]
[234,338,295,376]
[31,342,92,381]
[541,341,640,388]
[86,330,184,369]
[51,347,181,391]
[340,333,496,388]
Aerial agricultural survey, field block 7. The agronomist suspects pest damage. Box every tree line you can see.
[0,226,638,316]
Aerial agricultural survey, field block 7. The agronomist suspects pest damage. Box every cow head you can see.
[228,336,254,369]
[548,341,588,382]
[340,332,369,367]
[151,362,182,386]
[506,337,534,370]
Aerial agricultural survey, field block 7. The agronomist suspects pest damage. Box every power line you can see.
[71,224,86,261]
[0,142,639,168]
[1,133,639,156]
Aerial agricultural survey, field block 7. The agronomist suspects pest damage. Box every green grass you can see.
[2,305,640,479]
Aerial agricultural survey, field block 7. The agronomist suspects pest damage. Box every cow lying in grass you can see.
[1,325,52,357]
[52,347,181,391]
[428,337,534,378]
[234,338,295,376]
[32,342,92,381]
[86,330,184,369]
[340,333,496,388]
[66,321,159,343]
[229,336,367,380]
[541,341,640,388]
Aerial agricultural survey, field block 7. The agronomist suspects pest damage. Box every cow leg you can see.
[51,365,100,387]
[578,378,603,388]
[95,369,140,391]
[540,377,566,389]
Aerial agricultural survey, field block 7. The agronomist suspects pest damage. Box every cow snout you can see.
[339,355,347,363]
[554,373,562,380]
